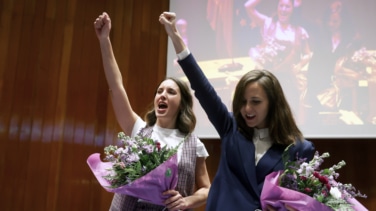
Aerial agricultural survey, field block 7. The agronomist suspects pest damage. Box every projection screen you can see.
[167,0,376,138]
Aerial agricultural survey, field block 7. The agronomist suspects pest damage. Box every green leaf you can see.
[282,143,293,169]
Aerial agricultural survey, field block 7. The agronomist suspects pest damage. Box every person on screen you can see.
[94,12,210,211]
[305,0,369,124]
[244,0,313,119]
[159,11,315,211]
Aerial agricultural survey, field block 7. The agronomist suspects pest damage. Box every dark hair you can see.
[232,69,303,145]
[323,1,356,42]
[144,77,196,134]
[272,0,300,26]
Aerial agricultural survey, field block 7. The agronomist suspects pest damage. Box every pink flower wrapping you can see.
[261,171,368,211]
[87,152,178,206]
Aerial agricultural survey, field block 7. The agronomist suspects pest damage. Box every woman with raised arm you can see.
[160,11,315,210]
[94,12,210,211]
[244,0,312,116]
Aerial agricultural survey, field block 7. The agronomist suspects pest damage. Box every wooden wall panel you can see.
[0,0,375,211]
[0,0,169,210]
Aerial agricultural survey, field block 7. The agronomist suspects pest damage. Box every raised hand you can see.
[159,11,186,54]
[94,12,111,40]
[159,12,178,37]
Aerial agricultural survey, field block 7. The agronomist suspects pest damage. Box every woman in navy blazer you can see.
[160,12,315,211]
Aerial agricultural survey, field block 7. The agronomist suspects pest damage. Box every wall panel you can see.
[0,0,169,210]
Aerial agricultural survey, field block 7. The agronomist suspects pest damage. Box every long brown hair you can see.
[232,69,303,145]
[144,77,196,134]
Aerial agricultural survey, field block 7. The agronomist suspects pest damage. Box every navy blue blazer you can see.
[178,54,315,211]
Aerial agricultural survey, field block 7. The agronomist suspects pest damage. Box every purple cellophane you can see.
[87,153,178,206]
[261,171,368,211]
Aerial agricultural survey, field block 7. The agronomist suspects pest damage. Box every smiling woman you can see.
[160,10,315,209]
[239,82,269,129]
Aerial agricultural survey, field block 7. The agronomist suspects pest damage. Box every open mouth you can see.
[245,114,255,120]
[158,102,168,110]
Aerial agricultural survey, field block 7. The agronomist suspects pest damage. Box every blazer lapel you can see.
[237,137,260,196]
[256,144,285,179]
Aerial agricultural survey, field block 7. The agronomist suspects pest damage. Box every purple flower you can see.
[142,144,154,154]
[126,153,140,163]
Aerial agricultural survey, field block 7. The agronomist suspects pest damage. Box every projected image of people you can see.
[168,0,376,138]
[306,0,376,126]
[244,0,312,120]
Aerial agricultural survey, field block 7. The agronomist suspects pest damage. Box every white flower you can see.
[330,187,342,199]
[297,163,314,177]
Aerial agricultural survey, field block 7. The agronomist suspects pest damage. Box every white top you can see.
[263,17,309,42]
[253,128,272,165]
[132,117,209,163]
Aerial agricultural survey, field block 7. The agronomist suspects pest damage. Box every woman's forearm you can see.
[99,37,124,91]
[183,187,210,209]
[170,30,186,55]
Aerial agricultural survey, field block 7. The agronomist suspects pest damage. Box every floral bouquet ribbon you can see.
[87,152,178,206]
[261,171,368,211]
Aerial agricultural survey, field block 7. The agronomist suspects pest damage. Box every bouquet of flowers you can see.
[87,131,181,205]
[261,145,368,211]
[351,47,376,65]
[250,36,286,68]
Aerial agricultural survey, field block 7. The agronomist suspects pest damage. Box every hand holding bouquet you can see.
[87,131,181,205]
